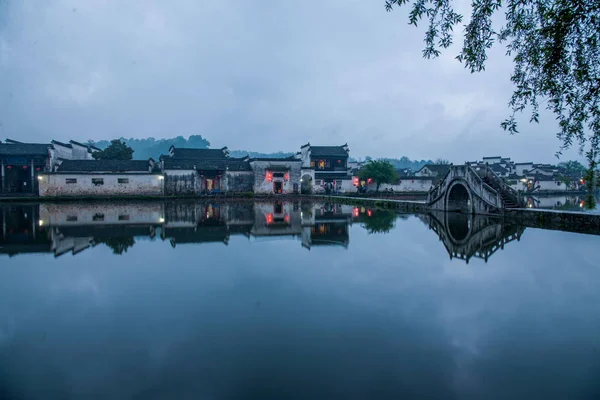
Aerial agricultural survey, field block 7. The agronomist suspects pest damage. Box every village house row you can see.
[0,139,585,197]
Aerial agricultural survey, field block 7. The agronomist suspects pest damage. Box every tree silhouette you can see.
[92,139,134,161]
[359,160,398,192]
[94,236,136,255]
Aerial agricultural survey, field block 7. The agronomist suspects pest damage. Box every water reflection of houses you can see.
[0,205,51,256]
[301,203,353,249]
[2,202,531,261]
[1,201,361,257]
[161,202,254,247]
[39,203,163,256]
[420,211,526,263]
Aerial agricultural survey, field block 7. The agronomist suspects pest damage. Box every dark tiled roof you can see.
[309,145,348,157]
[418,164,451,175]
[170,147,227,159]
[163,158,251,171]
[249,156,300,162]
[51,140,72,148]
[57,159,150,172]
[70,140,101,152]
[482,156,502,159]
[489,164,508,173]
[0,143,51,157]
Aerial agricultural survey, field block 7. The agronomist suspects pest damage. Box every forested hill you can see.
[94,136,211,160]
[93,136,430,171]
[92,136,294,160]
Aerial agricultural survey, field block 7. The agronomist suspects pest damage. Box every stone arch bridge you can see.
[427,165,524,214]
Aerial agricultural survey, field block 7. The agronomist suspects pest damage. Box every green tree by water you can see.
[92,139,134,161]
[385,0,600,207]
[359,160,398,192]
[559,160,586,176]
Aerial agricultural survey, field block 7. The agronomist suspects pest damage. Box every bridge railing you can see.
[482,165,524,207]
[465,165,502,208]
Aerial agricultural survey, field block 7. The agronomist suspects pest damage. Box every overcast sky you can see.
[0,0,582,162]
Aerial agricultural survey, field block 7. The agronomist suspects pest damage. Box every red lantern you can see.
[284,214,290,223]
[266,213,273,224]
[284,172,290,181]
[367,209,373,217]
[22,165,28,170]
[353,177,359,186]
[367,178,373,184]
[353,207,359,217]
[266,171,273,182]
[6,165,12,170]
[36,167,41,171]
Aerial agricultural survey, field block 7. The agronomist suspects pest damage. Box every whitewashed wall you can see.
[71,143,93,160]
[509,179,568,192]
[39,173,164,197]
[224,171,254,192]
[366,178,434,192]
[339,179,355,193]
[514,164,533,176]
[538,180,568,191]
[164,170,200,195]
[299,146,311,167]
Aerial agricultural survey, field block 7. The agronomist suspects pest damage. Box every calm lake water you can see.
[1,200,600,399]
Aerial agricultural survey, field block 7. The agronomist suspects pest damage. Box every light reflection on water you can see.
[1,201,600,399]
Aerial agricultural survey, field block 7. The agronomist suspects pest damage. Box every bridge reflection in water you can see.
[420,211,526,263]
[1,201,525,263]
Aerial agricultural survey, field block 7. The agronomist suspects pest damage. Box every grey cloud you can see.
[0,0,582,162]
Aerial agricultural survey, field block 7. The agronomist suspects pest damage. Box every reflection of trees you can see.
[362,210,397,234]
[94,236,136,255]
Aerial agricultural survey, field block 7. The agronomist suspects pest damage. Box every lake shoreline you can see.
[2,193,599,235]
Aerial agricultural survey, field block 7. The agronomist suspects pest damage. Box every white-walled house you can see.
[297,143,355,193]
[507,175,569,192]
[250,157,302,194]
[160,147,254,194]
[414,164,451,178]
[514,162,533,176]
[39,159,164,197]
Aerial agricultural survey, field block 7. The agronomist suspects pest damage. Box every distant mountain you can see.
[93,136,294,160]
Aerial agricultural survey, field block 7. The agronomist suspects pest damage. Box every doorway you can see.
[273,181,283,194]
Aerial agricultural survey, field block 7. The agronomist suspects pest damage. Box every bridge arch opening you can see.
[301,175,313,194]
[446,213,471,242]
[446,182,472,213]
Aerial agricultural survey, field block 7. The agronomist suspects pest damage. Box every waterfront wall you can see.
[365,178,435,193]
[164,170,200,195]
[224,171,254,192]
[39,173,164,197]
